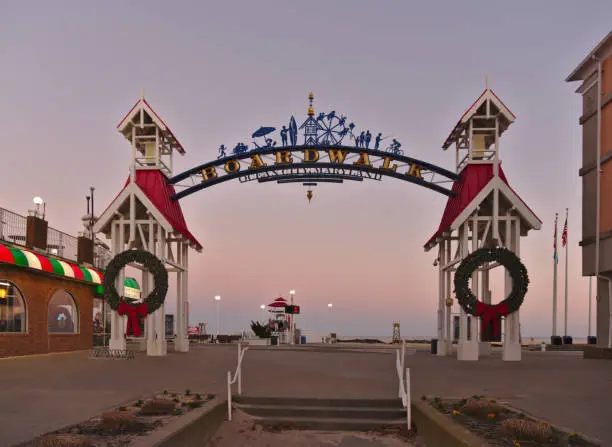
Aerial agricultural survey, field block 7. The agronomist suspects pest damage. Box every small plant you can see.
[207,394,215,400]
[512,441,520,447]
[181,401,187,407]
[420,395,427,401]
[118,406,127,412]
[195,393,202,400]
[134,400,143,407]
[471,395,483,400]
[173,398,180,403]
[163,390,168,395]
[185,389,191,396]
[488,412,496,420]
[452,410,461,415]
[172,408,184,416]
[568,432,583,444]
[188,401,202,409]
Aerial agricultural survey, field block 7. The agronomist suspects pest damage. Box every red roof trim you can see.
[443,89,515,149]
[424,164,540,250]
[142,99,186,155]
[116,99,186,154]
[131,170,202,250]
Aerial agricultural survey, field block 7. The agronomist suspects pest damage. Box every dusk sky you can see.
[2,2,611,337]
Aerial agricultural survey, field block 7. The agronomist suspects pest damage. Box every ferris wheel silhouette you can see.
[315,111,353,146]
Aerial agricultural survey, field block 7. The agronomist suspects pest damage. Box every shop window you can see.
[0,280,27,333]
[48,289,78,334]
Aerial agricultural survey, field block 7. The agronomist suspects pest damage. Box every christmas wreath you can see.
[453,247,529,337]
[103,250,168,337]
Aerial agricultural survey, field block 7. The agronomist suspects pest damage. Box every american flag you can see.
[553,214,558,263]
[561,214,568,247]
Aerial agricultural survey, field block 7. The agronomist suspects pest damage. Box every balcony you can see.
[0,206,112,270]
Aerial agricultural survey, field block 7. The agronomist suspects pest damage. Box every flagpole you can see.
[564,208,569,338]
[552,213,558,338]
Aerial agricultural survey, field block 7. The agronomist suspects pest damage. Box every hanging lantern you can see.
[306,189,313,203]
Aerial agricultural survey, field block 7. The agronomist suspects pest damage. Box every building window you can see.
[0,280,27,333]
[48,289,78,334]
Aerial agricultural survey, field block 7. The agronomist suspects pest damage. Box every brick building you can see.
[566,30,612,348]
[0,206,138,357]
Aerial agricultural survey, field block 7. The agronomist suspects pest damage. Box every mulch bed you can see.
[426,396,599,447]
[25,390,215,447]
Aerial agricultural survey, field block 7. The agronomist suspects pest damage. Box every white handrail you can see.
[227,342,249,421]
[395,340,411,431]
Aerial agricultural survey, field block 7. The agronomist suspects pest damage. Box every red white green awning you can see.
[0,242,103,284]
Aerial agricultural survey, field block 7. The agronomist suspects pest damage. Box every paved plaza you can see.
[0,344,610,446]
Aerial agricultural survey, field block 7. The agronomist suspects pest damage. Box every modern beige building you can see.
[566,30,612,348]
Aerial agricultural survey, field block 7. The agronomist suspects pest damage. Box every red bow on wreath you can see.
[118,302,148,337]
[475,301,509,337]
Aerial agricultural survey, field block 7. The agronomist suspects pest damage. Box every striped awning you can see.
[0,242,103,284]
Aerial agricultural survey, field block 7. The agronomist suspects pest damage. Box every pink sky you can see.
[1,1,611,337]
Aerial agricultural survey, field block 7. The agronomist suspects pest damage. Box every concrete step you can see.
[248,415,407,431]
[233,396,403,409]
[235,403,406,420]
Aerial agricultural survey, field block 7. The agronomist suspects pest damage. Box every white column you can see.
[182,243,190,352]
[154,224,166,356]
[437,241,446,356]
[458,225,469,356]
[479,263,492,356]
[445,238,452,355]
[459,219,479,360]
[503,216,522,361]
[146,221,158,356]
[109,220,127,351]
[139,272,149,351]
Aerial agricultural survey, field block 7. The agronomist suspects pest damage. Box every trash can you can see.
[550,335,562,346]
[271,335,278,346]
[562,335,573,345]
[431,338,438,354]
[300,335,306,345]
[587,336,597,345]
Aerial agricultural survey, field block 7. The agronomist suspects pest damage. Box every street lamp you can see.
[289,290,296,345]
[214,295,221,336]
[327,303,333,343]
[260,304,266,323]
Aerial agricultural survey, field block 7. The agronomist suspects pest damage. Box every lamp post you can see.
[214,296,221,336]
[327,303,333,341]
[260,304,266,323]
[290,290,295,345]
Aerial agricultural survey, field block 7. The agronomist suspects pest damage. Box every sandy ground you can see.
[206,410,423,447]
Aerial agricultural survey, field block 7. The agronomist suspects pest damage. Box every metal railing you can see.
[395,340,412,431]
[227,342,249,421]
[0,206,112,270]
[0,207,27,244]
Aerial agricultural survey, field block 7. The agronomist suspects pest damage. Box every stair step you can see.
[249,415,407,431]
[235,403,406,420]
[233,396,403,408]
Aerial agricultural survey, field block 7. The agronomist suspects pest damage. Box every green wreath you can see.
[103,249,168,315]
[453,247,529,336]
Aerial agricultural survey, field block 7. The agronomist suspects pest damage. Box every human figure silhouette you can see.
[374,133,382,150]
[218,145,226,159]
[359,131,365,148]
[280,126,288,146]
[391,139,402,154]
[365,130,371,148]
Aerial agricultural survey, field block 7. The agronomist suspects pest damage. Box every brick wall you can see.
[0,264,94,357]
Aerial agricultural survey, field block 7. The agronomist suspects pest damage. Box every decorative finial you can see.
[140,88,145,100]
[307,92,315,117]
[485,76,490,91]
